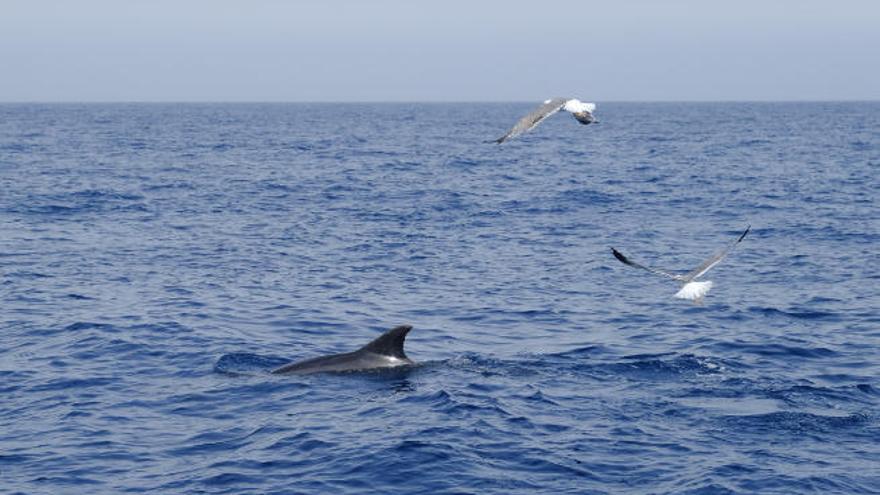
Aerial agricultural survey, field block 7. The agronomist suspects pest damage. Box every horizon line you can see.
[1,99,878,105]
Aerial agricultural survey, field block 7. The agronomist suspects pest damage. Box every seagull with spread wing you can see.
[611,226,751,303]
[492,97,597,143]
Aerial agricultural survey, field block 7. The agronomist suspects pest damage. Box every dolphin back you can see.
[271,325,414,374]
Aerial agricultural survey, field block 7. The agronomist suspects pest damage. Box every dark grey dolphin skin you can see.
[271,325,415,374]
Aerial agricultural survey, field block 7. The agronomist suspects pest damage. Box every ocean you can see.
[1,102,878,494]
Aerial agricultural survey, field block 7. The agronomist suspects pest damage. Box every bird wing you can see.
[611,248,687,282]
[684,225,751,281]
[493,98,569,143]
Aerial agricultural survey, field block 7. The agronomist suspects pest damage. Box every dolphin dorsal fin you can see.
[360,325,412,359]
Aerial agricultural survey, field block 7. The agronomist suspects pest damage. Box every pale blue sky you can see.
[1,0,877,102]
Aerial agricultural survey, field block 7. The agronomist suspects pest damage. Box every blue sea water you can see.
[0,102,878,494]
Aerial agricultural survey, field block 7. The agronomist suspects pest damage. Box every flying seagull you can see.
[610,225,751,303]
[492,97,597,143]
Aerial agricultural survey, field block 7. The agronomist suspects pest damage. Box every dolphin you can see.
[271,325,415,374]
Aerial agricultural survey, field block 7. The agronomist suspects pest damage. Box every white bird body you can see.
[562,99,595,114]
[611,226,750,304]
[493,97,597,143]
[674,281,714,302]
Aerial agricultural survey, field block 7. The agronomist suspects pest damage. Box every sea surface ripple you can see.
[1,102,878,494]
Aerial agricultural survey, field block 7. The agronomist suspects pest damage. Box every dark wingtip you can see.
[611,247,627,264]
[573,111,596,125]
[737,225,751,243]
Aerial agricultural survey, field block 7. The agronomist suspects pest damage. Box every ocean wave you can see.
[3,102,879,495]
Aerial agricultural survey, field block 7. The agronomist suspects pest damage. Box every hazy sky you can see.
[1,0,878,102]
